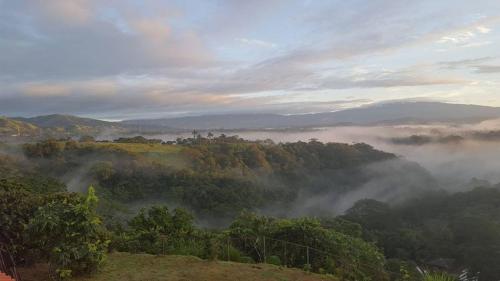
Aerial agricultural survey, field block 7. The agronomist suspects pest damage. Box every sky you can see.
[0,0,499,120]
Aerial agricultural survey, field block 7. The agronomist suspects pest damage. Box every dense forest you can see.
[17,135,424,222]
[1,136,499,280]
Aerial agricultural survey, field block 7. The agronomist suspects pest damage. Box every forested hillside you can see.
[1,136,499,280]
[0,117,40,137]
[344,187,500,280]
[17,135,434,223]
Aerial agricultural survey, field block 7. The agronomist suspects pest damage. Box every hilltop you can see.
[15,114,114,128]
[122,101,500,130]
[0,116,40,137]
[4,102,500,138]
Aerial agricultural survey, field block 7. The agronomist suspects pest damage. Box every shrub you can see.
[239,256,255,264]
[267,255,281,266]
[27,187,109,279]
[221,245,242,262]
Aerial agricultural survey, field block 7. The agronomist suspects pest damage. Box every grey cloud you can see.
[438,57,500,74]
[0,0,498,118]
[474,65,500,73]
[319,72,467,90]
[0,74,376,119]
[439,57,495,69]
[0,1,212,81]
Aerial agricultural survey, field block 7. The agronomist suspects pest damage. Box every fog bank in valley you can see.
[138,119,500,195]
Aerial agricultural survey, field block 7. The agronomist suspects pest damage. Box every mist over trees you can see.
[1,136,500,280]
[18,136,435,222]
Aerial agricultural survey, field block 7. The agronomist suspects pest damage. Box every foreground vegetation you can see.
[2,136,500,280]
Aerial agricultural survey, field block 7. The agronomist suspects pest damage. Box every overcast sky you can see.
[1,0,499,120]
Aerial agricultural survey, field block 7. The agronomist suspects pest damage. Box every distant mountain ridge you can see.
[3,102,500,137]
[1,114,124,138]
[15,114,115,128]
[122,102,500,130]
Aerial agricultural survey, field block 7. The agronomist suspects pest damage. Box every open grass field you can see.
[80,142,188,166]
[70,252,337,281]
[87,142,182,154]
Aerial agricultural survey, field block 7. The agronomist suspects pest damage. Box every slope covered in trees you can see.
[18,136,433,223]
[0,116,40,137]
[2,136,499,280]
[344,187,500,280]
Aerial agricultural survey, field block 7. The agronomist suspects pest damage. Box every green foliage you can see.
[228,212,388,281]
[239,256,255,264]
[222,245,243,262]
[10,138,500,280]
[115,206,205,257]
[0,116,39,137]
[0,180,42,261]
[321,217,363,238]
[27,187,109,279]
[23,139,65,158]
[344,187,500,281]
[423,272,456,281]
[114,136,162,144]
[385,259,420,281]
[267,255,281,266]
[110,206,387,279]
[0,170,66,263]
[16,138,398,225]
[83,138,395,222]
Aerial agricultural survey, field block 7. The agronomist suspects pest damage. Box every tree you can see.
[27,187,109,279]
[228,212,388,281]
[120,206,197,255]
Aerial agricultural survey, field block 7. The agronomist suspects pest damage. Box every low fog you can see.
[5,119,500,222]
[134,119,500,197]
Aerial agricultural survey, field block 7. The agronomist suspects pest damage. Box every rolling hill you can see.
[13,114,125,137]
[0,116,40,137]
[15,114,115,129]
[4,102,500,137]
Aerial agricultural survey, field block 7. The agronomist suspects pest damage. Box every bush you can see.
[239,256,255,263]
[221,245,242,262]
[27,187,109,279]
[267,255,281,266]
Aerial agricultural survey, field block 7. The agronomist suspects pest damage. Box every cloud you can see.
[37,0,94,25]
[235,38,277,48]
[319,70,467,90]
[436,25,494,48]
[476,25,492,34]
[439,57,493,68]
[439,57,500,74]
[438,31,476,44]
[0,1,212,81]
[474,65,500,73]
[0,0,499,118]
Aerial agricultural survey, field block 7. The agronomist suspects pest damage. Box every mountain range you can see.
[2,102,500,137]
[121,102,500,130]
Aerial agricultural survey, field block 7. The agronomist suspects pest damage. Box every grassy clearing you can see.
[71,252,337,281]
[88,142,182,154]
[83,142,187,166]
